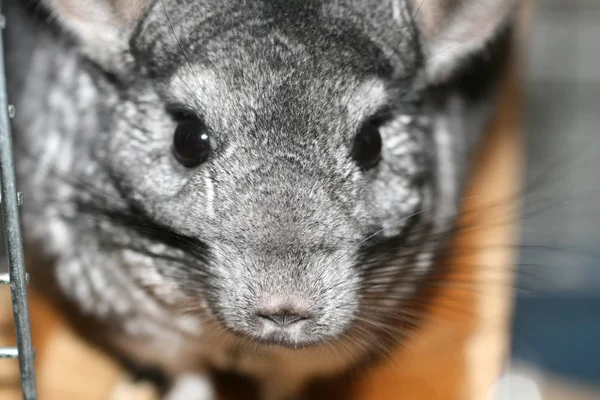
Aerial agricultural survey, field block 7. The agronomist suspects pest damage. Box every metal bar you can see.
[0,272,29,285]
[0,347,19,359]
[0,272,30,285]
[0,346,36,360]
[0,4,38,400]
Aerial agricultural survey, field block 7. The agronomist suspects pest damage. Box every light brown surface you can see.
[0,4,532,400]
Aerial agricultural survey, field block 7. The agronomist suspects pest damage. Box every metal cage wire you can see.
[0,4,39,400]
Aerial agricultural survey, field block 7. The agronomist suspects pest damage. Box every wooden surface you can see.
[0,5,529,399]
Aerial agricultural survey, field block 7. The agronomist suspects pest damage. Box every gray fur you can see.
[4,0,514,398]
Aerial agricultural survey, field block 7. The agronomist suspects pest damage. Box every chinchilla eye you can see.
[172,118,212,168]
[352,120,382,169]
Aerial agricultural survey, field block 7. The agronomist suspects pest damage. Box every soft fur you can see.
[4,0,515,399]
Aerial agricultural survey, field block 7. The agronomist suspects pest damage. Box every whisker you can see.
[159,0,203,88]
[355,208,431,248]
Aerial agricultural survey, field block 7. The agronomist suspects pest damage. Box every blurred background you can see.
[1,0,600,399]
[495,0,600,399]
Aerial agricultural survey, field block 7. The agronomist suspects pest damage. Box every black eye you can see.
[172,118,212,168]
[352,121,382,169]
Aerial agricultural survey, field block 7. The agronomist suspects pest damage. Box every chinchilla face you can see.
[23,0,515,350]
[117,0,434,347]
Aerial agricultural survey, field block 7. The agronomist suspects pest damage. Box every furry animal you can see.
[4,0,516,399]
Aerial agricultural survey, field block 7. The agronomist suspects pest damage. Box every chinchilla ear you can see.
[406,0,517,82]
[42,0,151,73]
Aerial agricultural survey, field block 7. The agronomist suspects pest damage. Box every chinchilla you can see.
[4,0,516,399]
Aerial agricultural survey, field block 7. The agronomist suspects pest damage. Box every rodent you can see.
[4,0,516,399]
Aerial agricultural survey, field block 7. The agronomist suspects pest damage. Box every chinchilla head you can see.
[34,0,516,349]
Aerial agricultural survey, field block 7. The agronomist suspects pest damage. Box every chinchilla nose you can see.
[253,296,315,331]
[256,309,312,327]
